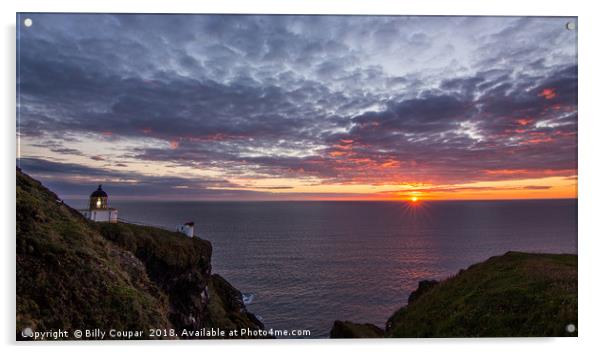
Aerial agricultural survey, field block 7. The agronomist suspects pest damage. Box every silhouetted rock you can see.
[407,280,439,304]
[330,320,384,338]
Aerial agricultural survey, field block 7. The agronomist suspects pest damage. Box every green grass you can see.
[17,169,264,339]
[386,252,577,337]
[96,222,212,279]
[17,169,171,337]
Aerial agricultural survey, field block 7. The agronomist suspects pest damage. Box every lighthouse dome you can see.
[89,185,109,210]
[90,185,108,198]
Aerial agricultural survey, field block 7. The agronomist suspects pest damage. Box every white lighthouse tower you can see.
[82,185,118,223]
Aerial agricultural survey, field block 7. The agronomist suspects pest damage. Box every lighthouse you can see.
[81,185,118,223]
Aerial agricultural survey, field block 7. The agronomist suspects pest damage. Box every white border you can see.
[3,1,601,353]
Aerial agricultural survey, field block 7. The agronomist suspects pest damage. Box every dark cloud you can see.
[17,14,577,198]
[523,185,553,190]
[353,94,472,133]
[30,140,84,156]
[18,157,239,199]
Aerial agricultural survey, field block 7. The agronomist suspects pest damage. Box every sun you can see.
[410,196,419,203]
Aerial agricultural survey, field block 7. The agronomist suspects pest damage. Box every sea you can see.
[68,199,577,338]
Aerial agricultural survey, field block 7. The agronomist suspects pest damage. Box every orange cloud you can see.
[484,169,530,176]
[522,137,553,145]
[381,160,400,168]
[516,118,533,126]
[329,151,347,157]
[538,88,557,100]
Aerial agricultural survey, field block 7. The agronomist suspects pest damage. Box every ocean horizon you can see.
[65,199,577,338]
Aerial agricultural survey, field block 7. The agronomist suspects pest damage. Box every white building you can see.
[81,185,118,223]
[177,222,195,237]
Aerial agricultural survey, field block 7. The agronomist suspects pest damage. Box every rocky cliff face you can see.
[331,252,578,338]
[205,274,266,337]
[96,222,214,332]
[16,169,264,339]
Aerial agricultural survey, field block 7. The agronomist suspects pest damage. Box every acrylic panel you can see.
[16,14,578,340]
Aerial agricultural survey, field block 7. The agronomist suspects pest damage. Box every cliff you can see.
[331,252,577,338]
[16,169,264,339]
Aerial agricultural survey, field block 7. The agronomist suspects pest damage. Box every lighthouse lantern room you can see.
[90,185,108,210]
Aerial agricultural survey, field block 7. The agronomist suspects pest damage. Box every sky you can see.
[17,14,578,201]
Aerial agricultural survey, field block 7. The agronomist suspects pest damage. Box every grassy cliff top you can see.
[97,222,212,277]
[385,252,577,337]
[17,169,172,334]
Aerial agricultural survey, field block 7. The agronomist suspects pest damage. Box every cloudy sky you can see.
[17,14,577,200]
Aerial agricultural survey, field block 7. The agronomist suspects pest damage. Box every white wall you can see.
[83,209,118,223]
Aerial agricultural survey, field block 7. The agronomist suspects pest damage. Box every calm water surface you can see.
[69,200,577,338]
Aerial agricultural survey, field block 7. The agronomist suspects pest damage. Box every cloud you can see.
[18,157,241,199]
[384,184,554,195]
[313,64,577,185]
[16,15,577,198]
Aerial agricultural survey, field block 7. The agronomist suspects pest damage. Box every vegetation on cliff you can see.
[16,169,263,339]
[97,222,213,331]
[331,252,577,338]
[17,169,170,337]
[330,321,384,338]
